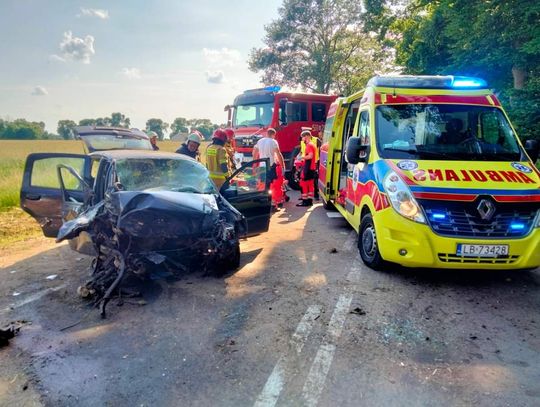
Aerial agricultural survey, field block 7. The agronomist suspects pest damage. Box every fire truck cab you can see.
[319,75,540,270]
[225,87,336,188]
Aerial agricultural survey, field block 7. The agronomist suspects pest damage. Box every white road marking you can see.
[342,230,357,252]
[300,294,353,407]
[325,212,342,218]
[254,305,321,407]
[1,284,67,314]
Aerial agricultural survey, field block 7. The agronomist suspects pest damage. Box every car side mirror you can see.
[524,139,539,163]
[346,137,369,164]
[285,101,294,124]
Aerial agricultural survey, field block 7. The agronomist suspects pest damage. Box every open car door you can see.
[20,153,92,238]
[220,159,271,237]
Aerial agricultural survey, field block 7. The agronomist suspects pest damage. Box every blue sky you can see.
[0,0,282,133]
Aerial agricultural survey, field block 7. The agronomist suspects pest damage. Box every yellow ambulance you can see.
[318,75,540,270]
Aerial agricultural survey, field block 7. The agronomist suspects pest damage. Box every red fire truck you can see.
[225,86,337,188]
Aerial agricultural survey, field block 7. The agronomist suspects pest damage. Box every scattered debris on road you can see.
[330,248,338,253]
[350,307,366,316]
[0,321,27,347]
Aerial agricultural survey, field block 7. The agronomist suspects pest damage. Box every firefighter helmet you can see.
[212,128,228,142]
[224,128,235,141]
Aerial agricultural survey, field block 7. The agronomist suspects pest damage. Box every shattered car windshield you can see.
[115,158,217,194]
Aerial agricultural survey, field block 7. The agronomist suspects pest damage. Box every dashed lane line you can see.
[300,294,353,407]
[254,304,322,407]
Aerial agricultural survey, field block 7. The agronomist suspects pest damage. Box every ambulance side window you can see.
[343,100,361,142]
[357,110,370,145]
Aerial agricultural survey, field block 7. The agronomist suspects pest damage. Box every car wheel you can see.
[358,213,385,270]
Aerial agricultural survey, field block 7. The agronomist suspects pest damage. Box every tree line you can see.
[0,113,222,141]
[249,0,540,141]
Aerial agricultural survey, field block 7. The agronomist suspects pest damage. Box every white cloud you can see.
[205,71,225,84]
[58,31,95,64]
[31,86,48,96]
[202,48,242,67]
[79,8,109,19]
[121,67,142,79]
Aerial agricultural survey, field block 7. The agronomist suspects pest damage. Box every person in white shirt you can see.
[253,128,286,210]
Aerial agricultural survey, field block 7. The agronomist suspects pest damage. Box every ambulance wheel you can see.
[358,214,385,270]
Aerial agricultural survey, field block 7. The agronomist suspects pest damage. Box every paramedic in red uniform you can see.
[297,130,317,207]
[253,128,286,210]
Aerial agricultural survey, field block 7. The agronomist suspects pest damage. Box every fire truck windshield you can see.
[375,104,522,161]
[233,103,274,127]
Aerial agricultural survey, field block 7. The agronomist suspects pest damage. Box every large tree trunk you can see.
[512,66,527,90]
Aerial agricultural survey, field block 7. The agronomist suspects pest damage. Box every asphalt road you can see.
[1,191,539,407]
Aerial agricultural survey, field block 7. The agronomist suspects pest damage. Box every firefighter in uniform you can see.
[297,130,317,207]
[206,129,231,188]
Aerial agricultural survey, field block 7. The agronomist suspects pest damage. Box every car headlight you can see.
[384,171,426,224]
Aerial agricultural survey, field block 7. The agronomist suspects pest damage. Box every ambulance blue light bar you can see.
[367,75,488,90]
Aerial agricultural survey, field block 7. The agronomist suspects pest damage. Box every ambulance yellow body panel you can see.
[319,75,540,270]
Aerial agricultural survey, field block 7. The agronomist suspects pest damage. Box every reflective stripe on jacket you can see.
[206,144,230,186]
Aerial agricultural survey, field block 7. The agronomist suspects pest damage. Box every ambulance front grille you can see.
[419,199,538,239]
[438,253,519,264]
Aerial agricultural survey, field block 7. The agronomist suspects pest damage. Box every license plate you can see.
[456,244,509,257]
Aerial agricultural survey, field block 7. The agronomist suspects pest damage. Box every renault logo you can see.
[477,199,496,220]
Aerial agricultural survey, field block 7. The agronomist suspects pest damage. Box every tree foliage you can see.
[110,112,131,128]
[170,117,189,136]
[364,0,540,141]
[57,120,77,140]
[0,119,47,139]
[145,118,169,141]
[187,119,218,140]
[249,0,392,94]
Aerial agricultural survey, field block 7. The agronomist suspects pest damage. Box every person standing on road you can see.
[148,131,160,151]
[206,129,232,188]
[300,129,321,200]
[253,128,286,210]
[176,132,202,160]
[297,130,317,207]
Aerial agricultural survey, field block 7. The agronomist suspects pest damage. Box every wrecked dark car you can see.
[20,127,271,316]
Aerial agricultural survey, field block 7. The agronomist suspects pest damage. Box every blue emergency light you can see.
[451,77,487,88]
[263,86,281,92]
[431,213,447,220]
[510,222,525,230]
[367,75,488,90]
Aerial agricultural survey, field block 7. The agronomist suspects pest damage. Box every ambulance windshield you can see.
[375,104,522,161]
